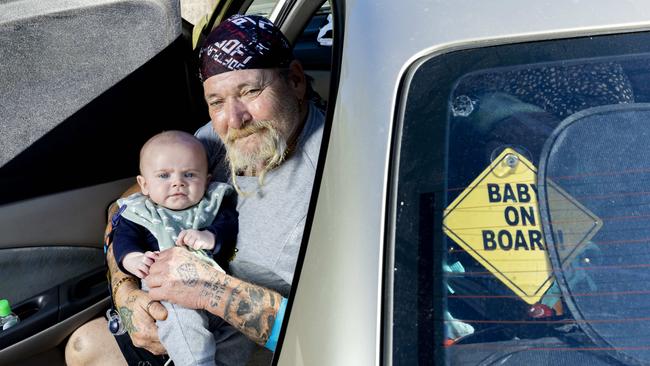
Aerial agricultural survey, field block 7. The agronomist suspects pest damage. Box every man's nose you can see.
[224,98,252,129]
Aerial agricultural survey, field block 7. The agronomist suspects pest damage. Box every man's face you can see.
[202,68,301,174]
[137,141,209,210]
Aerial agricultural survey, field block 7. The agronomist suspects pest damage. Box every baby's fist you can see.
[175,229,215,251]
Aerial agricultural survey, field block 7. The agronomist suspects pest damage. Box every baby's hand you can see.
[122,251,158,279]
[176,229,215,251]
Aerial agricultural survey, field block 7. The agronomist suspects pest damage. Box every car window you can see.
[181,0,218,25]
[293,2,332,71]
[246,0,283,17]
[392,31,650,365]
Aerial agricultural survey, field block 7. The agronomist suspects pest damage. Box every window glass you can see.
[392,32,650,365]
[245,0,330,18]
[245,0,282,17]
[180,0,218,25]
[293,2,333,71]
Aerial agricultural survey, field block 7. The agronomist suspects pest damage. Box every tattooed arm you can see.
[105,187,169,354]
[145,246,283,345]
[108,244,169,354]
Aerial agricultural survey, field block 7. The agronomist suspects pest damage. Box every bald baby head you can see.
[137,131,212,210]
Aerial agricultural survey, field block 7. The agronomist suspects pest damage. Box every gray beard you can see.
[225,120,288,194]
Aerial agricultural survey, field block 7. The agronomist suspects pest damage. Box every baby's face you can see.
[138,142,209,210]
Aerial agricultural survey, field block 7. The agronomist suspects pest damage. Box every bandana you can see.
[199,14,293,82]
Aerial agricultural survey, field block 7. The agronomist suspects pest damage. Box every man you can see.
[65,14,325,366]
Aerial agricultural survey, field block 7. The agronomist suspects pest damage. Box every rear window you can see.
[391,31,650,365]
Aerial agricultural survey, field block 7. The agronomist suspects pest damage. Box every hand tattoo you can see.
[118,306,137,333]
[177,262,199,287]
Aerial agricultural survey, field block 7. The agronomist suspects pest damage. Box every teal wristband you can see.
[264,297,288,351]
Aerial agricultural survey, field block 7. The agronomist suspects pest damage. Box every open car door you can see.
[0,0,209,364]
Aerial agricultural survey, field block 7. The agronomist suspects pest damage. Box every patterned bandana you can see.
[198,14,293,82]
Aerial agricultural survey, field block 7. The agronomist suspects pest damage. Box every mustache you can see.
[226,120,275,144]
[225,119,287,195]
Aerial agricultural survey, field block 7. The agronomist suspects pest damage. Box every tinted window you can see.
[392,32,650,365]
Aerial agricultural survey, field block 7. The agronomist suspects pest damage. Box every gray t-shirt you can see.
[195,103,324,297]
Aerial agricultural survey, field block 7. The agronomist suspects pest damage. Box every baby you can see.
[112,130,237,366]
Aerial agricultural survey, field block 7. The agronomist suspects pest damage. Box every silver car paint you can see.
[280,1,650,365]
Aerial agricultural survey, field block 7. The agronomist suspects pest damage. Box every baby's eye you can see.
[184,172,195,178]
[157,173,169,179]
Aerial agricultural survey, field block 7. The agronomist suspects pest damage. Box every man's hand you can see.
[145,246,283,346]
[176,229,216,251]
[113,286,168,354]
[144,247,214,311]
[108,245,168,355]
[122,251,157,279]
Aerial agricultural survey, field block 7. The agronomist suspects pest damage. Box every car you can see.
[4,0,650,365]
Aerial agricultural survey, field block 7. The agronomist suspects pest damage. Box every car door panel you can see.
[0,181,134,355]
[0,0,204,363]
[0,247,104,308]
[0,178,134,248]
[0,295,109,365]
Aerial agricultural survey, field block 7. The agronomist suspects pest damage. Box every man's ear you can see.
[136,175,149,195]
[287,60,307,99]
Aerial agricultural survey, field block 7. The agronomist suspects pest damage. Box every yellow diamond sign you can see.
[443,148,601,304]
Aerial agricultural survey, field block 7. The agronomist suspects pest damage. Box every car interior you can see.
[0,0,333,364]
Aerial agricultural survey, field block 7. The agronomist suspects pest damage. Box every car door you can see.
[0,1,207,364]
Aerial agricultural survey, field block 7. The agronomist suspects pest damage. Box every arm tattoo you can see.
[177,262,199,287]
[223,283,280,344]
[118,306,138,333]
[200,274,230,309]
[118,294,139,334]
[107,249,120,277]
[107,246,122,285]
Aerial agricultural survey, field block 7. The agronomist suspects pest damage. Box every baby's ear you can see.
[206,174,212,188]
[136,175,149,195]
